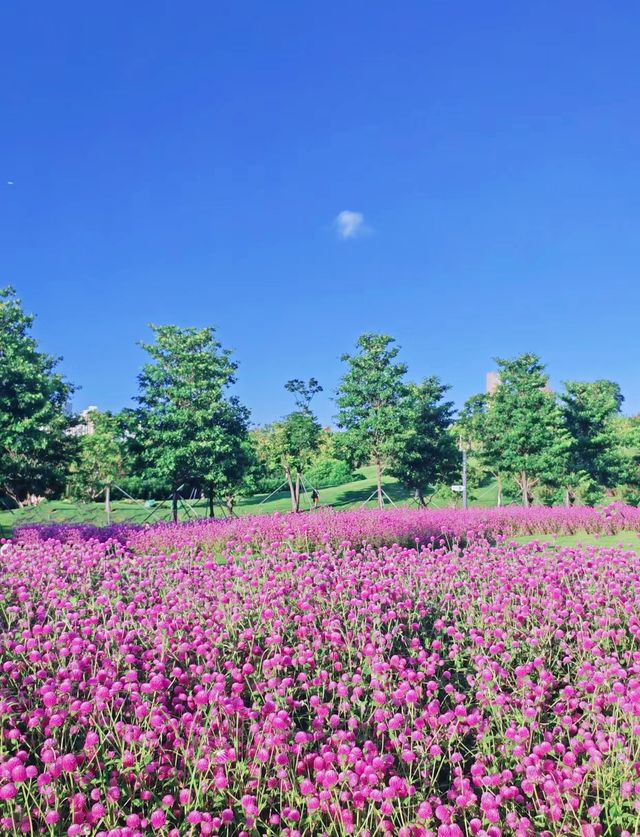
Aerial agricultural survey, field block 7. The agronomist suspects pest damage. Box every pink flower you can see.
[10,765,27,783]
[150,809,166,829]
[60,754,77,772]
[418,801,433,820]
[0,784,17,801]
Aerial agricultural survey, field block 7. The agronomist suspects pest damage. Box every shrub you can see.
[304,457,359,488]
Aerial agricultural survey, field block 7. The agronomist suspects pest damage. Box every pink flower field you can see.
[12,503,640,552]
[1,509,640,836]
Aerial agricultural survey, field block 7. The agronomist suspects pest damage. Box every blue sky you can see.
[2,1,639,425]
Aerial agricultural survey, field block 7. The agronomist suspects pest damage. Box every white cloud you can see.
[334,210,369,240]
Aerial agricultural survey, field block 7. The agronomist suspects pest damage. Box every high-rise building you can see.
[486,371,501,394]
[485,371,552,395]
[68,406,98,437]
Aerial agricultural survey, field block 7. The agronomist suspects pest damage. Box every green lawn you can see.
[3,471,636,552]
[513,531,640,553]
[0,467,503,536]
[236,466,414,514]
[0,467,412,535]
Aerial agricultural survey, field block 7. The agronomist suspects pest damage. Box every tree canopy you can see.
[335,334,408,508]
[0,287,75,505]
[560,380,625,503]
[134,324,250,519]
[479,354,571,506]
[256,379,323,512]
[68,410,126,519]
[388,377,458,505]
[2,289,639,514]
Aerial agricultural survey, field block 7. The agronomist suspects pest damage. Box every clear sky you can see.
[2,1,639,425]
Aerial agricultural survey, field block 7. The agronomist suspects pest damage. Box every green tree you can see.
[241,427,283,495]
[0,287,75,505]
[615,415,640,505]
[335,334,407,508]
[297,427,356,492]
[257,379,323,512]
[615,414,640,451]
[483,354,571,506]
[388,377,458,506]
[135,324,250,521]
[116,407,173,500]
[560,380,625,505]
[284,377,323,414]
[68,410,126,519]
[457,393,509,506]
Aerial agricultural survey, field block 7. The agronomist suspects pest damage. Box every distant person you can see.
[311,489,319,509]
[226,495,237,518]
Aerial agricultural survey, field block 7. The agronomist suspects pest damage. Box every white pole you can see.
[462,446,468,509]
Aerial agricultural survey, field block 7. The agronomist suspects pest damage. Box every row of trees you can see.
[2,287,639,517]
[458,356,639,507]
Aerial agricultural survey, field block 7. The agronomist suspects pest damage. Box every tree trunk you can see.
[520,473,530,507]
[294,470,301,513]
[172,489,179,522]
[208,484,215,518]
[4,488,24,508]
[375,459,384,509]
[416,487,427,507]
[284,467,297,512]
[496,475,503,508]
[105,484,111,524]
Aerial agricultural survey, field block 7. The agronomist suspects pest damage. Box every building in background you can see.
[486,372,501,394]
[485,371,552,395]
[68,406,98,437]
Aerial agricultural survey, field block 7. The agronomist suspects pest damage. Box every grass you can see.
[1,466,502,536]
[2,470,636,552]
[0,469,408,536]
[234,466,501,514]
[513,531,640,553]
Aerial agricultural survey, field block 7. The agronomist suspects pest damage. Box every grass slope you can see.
[2,495,638,553]
[0,467,503,536]
[513,531,640,553]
